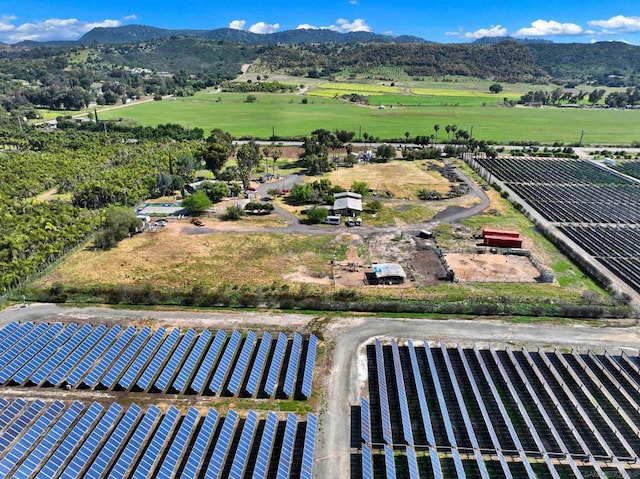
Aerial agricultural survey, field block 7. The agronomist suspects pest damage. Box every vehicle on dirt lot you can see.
[190,218,205,227]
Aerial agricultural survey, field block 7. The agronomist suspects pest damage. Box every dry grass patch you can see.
[326,161,450,199]
[39,225,344,289]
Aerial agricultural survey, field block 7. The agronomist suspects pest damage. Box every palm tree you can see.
[433,124,440,144]
[404,131,410,154]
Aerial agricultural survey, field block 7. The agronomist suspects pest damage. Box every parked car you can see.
[190,218,205,227]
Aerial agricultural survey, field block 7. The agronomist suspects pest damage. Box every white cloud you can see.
[514,19,583,37]
[0,16,133,43]
[296,18,371,33]
[349,0,359,4]
[248,22,280,34]
[456,25,508,39]
[229,19,246,30]
[588,15,640,33]
[331,18,371,32]
[123,14,137,21]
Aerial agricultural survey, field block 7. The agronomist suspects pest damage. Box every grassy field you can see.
[98,88,640,145]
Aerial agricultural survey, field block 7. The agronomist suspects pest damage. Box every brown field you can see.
[39,221,344,289]
[446,252,541,283]
[325,160,451,199]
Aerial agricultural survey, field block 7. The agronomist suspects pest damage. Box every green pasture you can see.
[98,91,640,145]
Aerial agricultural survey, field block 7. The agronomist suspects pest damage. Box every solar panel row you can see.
[363,340,640,478]
[0,323,317,400]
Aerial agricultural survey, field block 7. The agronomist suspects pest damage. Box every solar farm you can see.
[471,157,640,294]
[355,339,640,478]
[0,320,318,478]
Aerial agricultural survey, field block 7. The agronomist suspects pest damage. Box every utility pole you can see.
[579,130,585,147]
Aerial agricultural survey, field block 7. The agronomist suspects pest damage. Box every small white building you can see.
[333,192,362,217]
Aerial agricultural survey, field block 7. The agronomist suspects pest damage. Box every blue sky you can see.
[2,0,640,44]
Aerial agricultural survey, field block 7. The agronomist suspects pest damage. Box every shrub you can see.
[222,205,245,220]
[305,206,329,224]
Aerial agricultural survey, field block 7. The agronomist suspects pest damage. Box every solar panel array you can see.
[0,322,317,399]
[358,339,640,478]
[0,398,317,479]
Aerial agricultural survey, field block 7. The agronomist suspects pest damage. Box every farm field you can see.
[98,90,640,144]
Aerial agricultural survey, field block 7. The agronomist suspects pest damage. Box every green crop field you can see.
[98,88,640,145]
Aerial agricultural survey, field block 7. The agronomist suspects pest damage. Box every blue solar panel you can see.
[361,397,371,445]
[119,327,167,390]
[406,446,420,479]
[252,411,278,479]
[190,329,226,394]
[47,324,108,386]
[385,444,397,479]
[0,399,27,430]
[153,328,197,392]
[59,403,123,479]
[35,402,104,479]
[0,401,65,477]
[30,323,94,385]
[375,339,393,445]
[407,340,436,447]
[227,331,257,395]
[276,412,298,479]
[424,343,457,449]
[209,330,241,394]
[0,323,34,352]
[134,328,179,391]
[84,403,142,478]
[155,407,199,479]
[301,334,317,399]
[171,329,211,393]
[0,323,50,370]
[264,332,287,396]
[361,444,373,479]
[100,326,151,389]
[245,332,271,396]
[83,326,137,388]
[0,322,68,384]
[108,405,160,479]
[0,322,19,344]
[0,398,8,413]
[392,340,414,446]
[283,333,302,397]
[131,406,180,479]
[11,402,84,479]
[205,409,238,479]
[66,325,122,387]
[228,410,258,479]
[181,408,219,478]
[300,413,317,479]
[0,399,46,452]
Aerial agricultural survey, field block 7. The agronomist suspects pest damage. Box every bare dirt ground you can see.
[446,252,541,283]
